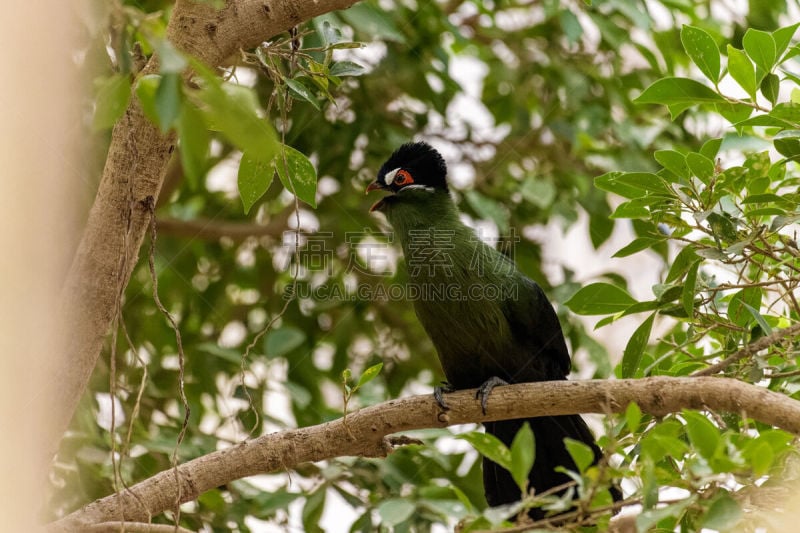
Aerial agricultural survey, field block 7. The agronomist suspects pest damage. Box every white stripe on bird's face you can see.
[397,184,435,193]
[384,167,401,186]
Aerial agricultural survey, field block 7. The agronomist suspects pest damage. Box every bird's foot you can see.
[433,381,455,411]
[476,376,509,415]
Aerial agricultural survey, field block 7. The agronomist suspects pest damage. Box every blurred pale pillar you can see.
[0,1,84,528]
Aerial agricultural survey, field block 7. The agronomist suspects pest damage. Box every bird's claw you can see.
[476,376,509,415]
[433,381,455,411]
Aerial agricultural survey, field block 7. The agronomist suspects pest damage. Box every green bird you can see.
[366,142,619,517]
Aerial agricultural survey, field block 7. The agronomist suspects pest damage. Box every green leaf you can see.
[560,9,583,45]
[769,102,800,124]
[564,438,595,473]
[743,439,775,476]
[588,210,614,249]
[329,60,367,77]
[621,313,655,378]
[330,41,367,50]
[716,101,754,124]
[377,499,415,526]
[774,23,800,60]
[610,200,650,219]
[742,193,786,204]
[772,214,800,231]
[465,190,509,232]
[706,212,738,242]
[700,138,723,160]
[743,28,777,76]
[743,207,785,217]
[510,423,535,492]
[654,150,690,179]
[317,19,342,45]
[155,39,188,74]
[774,130,800,158]
[256,490,303,515]
[340,4,406,43]
[154,72,182,132]
[238,151,275,214]
[635,77,725,110]
[702,491,742,530]
[285,78,321,110]
[742,302,773,335]
[683,410,720,459]
[594,172,669,199]
[521,177,556,208]
[265,327,306,358]
[192,62,278,158]
[198,488,226,512]
[612,237,662,258]
[761,73,780,105]
[681,25,720,82]
[302,488,326,533]
[735,114,794,129]
[196,342,242,364]
[565,283,637,315]
[666,246,700,283]
[625,402,642,433]
[641,419,688,461]
[727,45,757,99]
[273,145,318,208]
[686,152,715,183]
[355,362,383,390]
[93,74,131,130]
[682,260,700,317]
[636,498,695,532]
[457,432,512,472]
[784,69,800,87]
[177,101,210,189]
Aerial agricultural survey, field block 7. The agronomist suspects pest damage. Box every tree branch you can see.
[50,376,800,530]
[52,0,365,453]
[692,322,800,377]
[157,209,291,242]
[88,523,195,533]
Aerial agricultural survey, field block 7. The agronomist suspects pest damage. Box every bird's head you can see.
[366,141,449,213]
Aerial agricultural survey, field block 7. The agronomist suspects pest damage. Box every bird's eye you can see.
[394,169,414,186]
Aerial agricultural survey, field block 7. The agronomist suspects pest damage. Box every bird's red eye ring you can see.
[394,169,414,186]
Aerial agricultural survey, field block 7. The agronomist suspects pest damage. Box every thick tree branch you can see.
[50,377,800,530]
[88,523,194,533]
[52,0,364,453]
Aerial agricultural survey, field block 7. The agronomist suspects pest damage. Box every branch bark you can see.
[52,0,363,453]
[50,376,800,530]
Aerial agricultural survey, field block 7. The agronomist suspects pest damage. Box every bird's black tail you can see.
[483,415,620,519]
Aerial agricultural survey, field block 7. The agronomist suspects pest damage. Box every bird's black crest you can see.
[378,141,449,192]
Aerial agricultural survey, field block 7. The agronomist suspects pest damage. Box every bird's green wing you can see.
[502,276,572,378]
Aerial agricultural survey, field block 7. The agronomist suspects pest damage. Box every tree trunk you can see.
[50,0,363,454]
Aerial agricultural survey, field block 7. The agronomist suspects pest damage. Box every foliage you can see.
[53,0,800,531]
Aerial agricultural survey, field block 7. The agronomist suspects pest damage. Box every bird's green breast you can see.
[383,191,525,388]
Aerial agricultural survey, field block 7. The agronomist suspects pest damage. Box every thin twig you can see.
[156,209,292,242]
[146,199,191,529]
[692,322,800,376]
[479,496,642,533]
